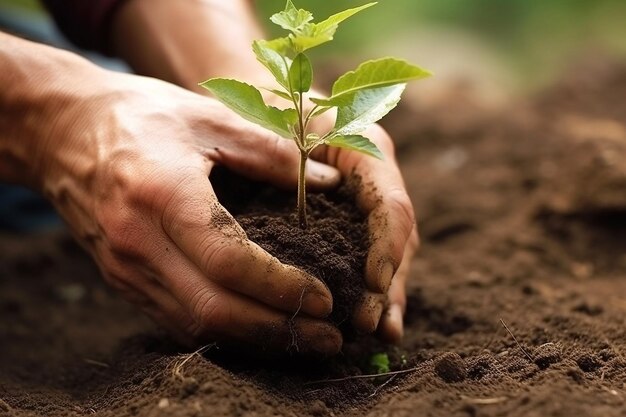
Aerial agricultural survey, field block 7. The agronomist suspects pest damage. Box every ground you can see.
[1,58,626,417]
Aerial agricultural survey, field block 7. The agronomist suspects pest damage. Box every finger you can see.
[205,126,340,191]
[377,227,417,343]
[352,291,385,333]
[159,170,333,318]
[317,125,416,294]
[150,242,342,354]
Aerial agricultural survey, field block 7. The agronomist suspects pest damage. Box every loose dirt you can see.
[1,58,625,416]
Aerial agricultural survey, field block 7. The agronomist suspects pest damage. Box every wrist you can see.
[109,0,274,93]
[0,34,113,190]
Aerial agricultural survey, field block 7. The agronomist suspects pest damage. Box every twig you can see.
[304,363,429,385]
[82,358,110,368]
[368,374,398,398]
[461,395,508,405]
[499,318,533,362]
[171,344,215,380]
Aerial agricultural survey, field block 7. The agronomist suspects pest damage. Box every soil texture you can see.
[1,58,626,416]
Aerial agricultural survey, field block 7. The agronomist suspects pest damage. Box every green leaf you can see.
[288,53,313,94]
[289,2,377,53]
[252,41,291,90]
[262,88,292,101]
[326,135,383,159]
[329,58,431,104]
[368,353,391,374]
[199,78,296,138]
[270,0,313,33]
[260,37,292,56]
[314,2,377,40]
[334,84,405,135]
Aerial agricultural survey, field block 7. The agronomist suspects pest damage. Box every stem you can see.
[303,104,320,132]
[297,150,308,229]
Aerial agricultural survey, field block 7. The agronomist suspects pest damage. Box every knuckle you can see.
[199,237,240,279]
[387,188,416,230]
[189,288,230,333]
[265,137,297,171]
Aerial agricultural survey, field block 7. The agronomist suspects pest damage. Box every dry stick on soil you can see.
[368,374,398,398]
[171,344,216,381]
[499,318,534,362]
[82,358,110,368]
[461,396,508,405]
[304,361,433,385]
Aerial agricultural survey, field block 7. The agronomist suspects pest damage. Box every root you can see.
[170,344,215,381]
[287,288,307,353]
[499,318,533,362]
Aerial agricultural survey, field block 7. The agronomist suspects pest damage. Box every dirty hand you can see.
[308,121,418,343]
[17,58,343,354]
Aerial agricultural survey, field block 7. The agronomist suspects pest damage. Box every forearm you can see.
[109,0,274,92]
[0,33,106,190]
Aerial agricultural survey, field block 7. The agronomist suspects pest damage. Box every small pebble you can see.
[158,398,169,409]
[435,352,467,383]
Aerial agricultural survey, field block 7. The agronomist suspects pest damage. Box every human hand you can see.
[37,69,345,354]
[307,118,418,343]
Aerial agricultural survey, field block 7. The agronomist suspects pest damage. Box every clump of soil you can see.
[210,167,368,330]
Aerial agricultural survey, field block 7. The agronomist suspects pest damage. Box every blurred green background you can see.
[2,0,626,92]
[256,0,626,92]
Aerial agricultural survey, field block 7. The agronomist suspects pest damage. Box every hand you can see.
[38,68,344,354]
[310,121,418,343]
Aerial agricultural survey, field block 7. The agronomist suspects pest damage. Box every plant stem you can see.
[297,150,308,229]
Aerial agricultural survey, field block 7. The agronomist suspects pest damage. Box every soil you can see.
[1,57,626,416]
[209,167,368,331]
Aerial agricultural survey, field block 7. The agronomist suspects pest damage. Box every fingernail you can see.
[302,288,333,318]
[304,324,342,355]
[379,262,394,293]
[353,294,385,333]
[306,161,340,184]
[388,304,404,342]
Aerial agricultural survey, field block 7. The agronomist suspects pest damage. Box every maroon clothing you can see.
[41,0,128,53]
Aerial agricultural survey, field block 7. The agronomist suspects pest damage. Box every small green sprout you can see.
[369,352,391,374]
[200,1,431,229]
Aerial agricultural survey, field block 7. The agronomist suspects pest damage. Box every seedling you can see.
[200,1,431,229]
[369,352,391,374]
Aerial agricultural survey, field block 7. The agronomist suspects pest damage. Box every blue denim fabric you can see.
[0,6,128,233]
[0,185,61,233]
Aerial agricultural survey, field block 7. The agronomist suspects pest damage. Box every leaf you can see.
[252,41,291,90]
[327,58,432,104]
[289,2,377,52]
[288,53,313,94]
[326,135,383,159]
[334,84,405,135]
[260,37,292,56]
[199,78,297,138]
[369,353,391,374]
[270,0,313,33]
[314,2,377,39]
[262,88,292,101]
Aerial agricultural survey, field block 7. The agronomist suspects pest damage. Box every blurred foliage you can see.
[256,0,626,88]
[2,0,625,88]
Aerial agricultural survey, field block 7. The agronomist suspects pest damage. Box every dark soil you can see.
[210,167,368,330]
[2,57,626,416]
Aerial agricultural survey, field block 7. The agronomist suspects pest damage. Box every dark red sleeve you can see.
[41,0,129,53]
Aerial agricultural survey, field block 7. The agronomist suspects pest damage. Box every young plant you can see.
[200,1,431,229]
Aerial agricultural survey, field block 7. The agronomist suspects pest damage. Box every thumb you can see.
[209,128,341,191]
